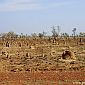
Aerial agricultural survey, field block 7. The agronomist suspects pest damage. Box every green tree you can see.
[61,33,69,38]
[72,28,76,39]
[38,33,44,38]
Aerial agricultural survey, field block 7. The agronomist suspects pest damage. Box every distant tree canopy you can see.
[79,32,85,37]
[51,25,60,39]
[72,28,76,39]
[38,33,44,38]
[0,27,84,39]
[61,33,69,38]
[1,31,18,39]
[51,26,58,39]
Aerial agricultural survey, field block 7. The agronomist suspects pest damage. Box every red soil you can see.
[0,71,85,85]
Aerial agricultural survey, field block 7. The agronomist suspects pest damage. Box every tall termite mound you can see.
[62,50,76,60]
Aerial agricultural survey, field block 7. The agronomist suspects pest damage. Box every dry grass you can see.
[0,37,85,84]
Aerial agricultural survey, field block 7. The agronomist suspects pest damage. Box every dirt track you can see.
[0,71,85,85]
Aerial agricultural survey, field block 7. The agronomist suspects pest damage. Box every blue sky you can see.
[0,0,85,35]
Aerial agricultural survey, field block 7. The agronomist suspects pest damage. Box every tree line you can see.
[0,26,85,39]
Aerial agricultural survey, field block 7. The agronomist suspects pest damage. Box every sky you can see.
[0,0,85,35]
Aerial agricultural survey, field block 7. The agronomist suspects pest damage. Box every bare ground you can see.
[0,71,85,85]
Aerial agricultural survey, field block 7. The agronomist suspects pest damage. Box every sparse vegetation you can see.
[0,30,85,84]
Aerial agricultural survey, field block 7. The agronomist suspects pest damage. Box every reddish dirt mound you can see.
[0,71,85,85]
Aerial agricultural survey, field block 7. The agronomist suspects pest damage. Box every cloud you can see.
[0,0,39,11]
[0,0,74,12]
